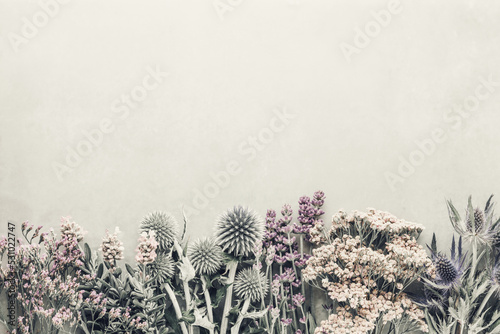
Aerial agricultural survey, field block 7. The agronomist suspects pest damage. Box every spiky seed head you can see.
[215,206,264,257]
[466,207,485,233]
[140,211,179,253]
[234,268,268,302]
[188,238,224,275]
[434,254,459,285]
[147,254,175,285]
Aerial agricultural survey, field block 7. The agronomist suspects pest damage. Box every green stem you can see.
[164,284,189,334]
[476,288,495,316]
[230,298,251,334]
[220,261,238,334]
[201,276,214,325]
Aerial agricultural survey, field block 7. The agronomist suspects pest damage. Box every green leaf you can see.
[125,263,136,276]
[84,243,91,262]
[113,267,122,277]
[147,304,165,316]
[213,284,230,308]
[96,263,104,278]
[180,309,196,324]
[149,293,166,302]
[178,257,196,282]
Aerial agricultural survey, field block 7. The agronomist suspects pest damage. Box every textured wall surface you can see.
[1,0,500,262]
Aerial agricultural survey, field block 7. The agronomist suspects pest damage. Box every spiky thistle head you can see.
[466,207,486,233]
[433,254,460,286]
[428,235,464,289]
[215,206,264,257]
[234,268,268,302]
[188,237,224,275]
[140,211,179,253]
[147,254,175,285]
[448,195,498,246]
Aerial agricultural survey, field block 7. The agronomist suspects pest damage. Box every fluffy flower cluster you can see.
[3,220,89,334]
[315,294,427,334]
[60,216,86,242]
[99,227,125,263]
[310,208,425,245]
[305,211,432,334]
[135,231,158,264]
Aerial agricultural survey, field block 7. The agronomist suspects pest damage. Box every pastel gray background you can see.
[1,0,500,262]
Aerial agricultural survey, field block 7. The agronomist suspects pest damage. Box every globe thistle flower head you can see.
[147,254,175,285]
[140,211,179,253]
[215,206,264,257]
[234,268,268,302]
[188,237,224,275]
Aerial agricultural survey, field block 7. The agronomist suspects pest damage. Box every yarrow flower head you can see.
[135,231,158,264]
[140,211,179,253]
[215,206,264,257]
[234,268,268,302]
[188,237,224,275]
[99,227,124,263]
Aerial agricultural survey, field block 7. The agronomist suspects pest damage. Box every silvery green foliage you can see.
[147,253,175,285]
[447,195,499,246]
[188,237,224,275]
[234,268,268,302]
[78,244,168,334]
[424,196,500,334]
[140,211,179,253]
[215,206,264,257]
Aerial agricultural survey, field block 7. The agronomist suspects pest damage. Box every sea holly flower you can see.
[447,195,499,246]
[427,234,465,289]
